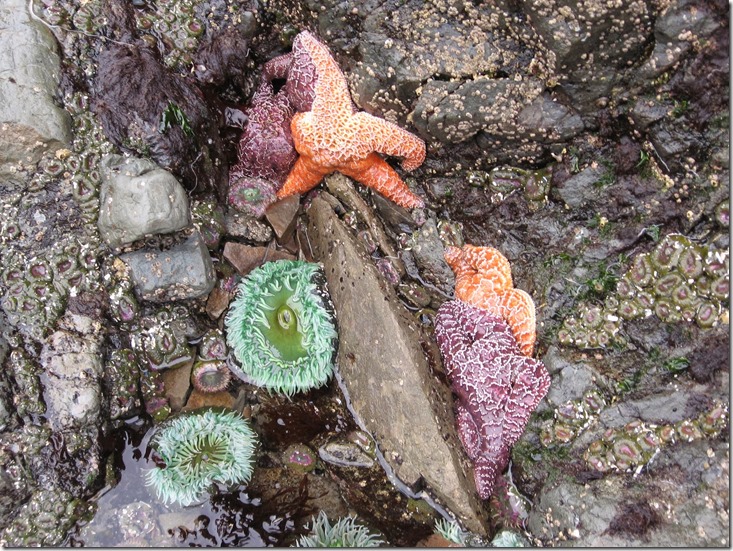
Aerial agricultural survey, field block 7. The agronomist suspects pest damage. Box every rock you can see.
[542,347,600,407]
[0,0,71,175]
[224,211,274,242]
[265,195,300,242]
[305,194,487,535]
[97,154,191,248]
[39,312,104,431]
[527,439,729,546]
[161,358,193,413]
[121,232,216,302]
[516,94,584,142]
[222,241,295,276]
[552,166,606,209]
[183,389,234,411]
[205,286,232,320]
[318,439,375,469]
[408,217,455,293]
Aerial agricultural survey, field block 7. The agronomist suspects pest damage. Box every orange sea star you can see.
[445,244,537,356]
[273,31,426,208]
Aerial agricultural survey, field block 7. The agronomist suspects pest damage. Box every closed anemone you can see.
[224,260,338,397]
[144,408,257,506]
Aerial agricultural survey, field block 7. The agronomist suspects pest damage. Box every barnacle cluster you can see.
[540,390,607,447]
[145,408,257,506]
[559,233,729,349]
[225,260,338,397]
[0,236,99,342]
[583,403,728,474]
[466,165,551,210]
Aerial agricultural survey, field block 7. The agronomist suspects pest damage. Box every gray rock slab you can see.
[0,0,71,174]
[39,313,103,432]
[305,194,487,535]
[408,217,455,293]
[121,232,216,302]
[98,154,191,249]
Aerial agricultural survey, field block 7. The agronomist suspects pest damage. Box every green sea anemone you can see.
[224,260,338,397]
[296,511,384,547]
[434,518,469,545]
[145,408,257,506]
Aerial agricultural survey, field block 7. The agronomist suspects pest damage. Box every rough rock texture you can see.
[305,192,487,535]
[97,154,191,248]
[39,312,104,432]
[120,232,216,302]
[0,0,71,175]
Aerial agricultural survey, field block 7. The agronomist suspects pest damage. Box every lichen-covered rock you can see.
[120,231,216,302]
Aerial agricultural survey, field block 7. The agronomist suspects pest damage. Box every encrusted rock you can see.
[305,194,487,535]
[39,312,104,432]
[120,232,215,302]
[97,154,191,249]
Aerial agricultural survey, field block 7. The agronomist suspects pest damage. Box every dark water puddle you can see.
[66,417,309,547]
[65,376,436,547]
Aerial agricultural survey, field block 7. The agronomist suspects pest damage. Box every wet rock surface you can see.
[97,154,191,248]
[120,232,216,302]
[0,0,71,174]
[305,193,487,535]
[0,0,729,547]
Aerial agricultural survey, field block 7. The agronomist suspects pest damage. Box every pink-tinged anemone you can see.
[434,299,550,499]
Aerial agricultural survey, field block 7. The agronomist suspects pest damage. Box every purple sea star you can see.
[228,78,297,217]
[434,299,551,499]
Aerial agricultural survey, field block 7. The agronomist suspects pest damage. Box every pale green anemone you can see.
[296,511,384,547]
[224,260,338,397]
[145,408,257,506]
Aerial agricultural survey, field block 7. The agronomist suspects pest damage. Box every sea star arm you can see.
[501,354,550,448]
[277,155,331,198]
[499,288,537,356]
[340,152,424,208]
[455,403,482,460]
[262,53,292,81]
[351,112,426,171]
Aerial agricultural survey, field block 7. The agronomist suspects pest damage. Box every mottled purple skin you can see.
[261,32,318,112]
[228,79,297,216]
[434,300,551,500]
